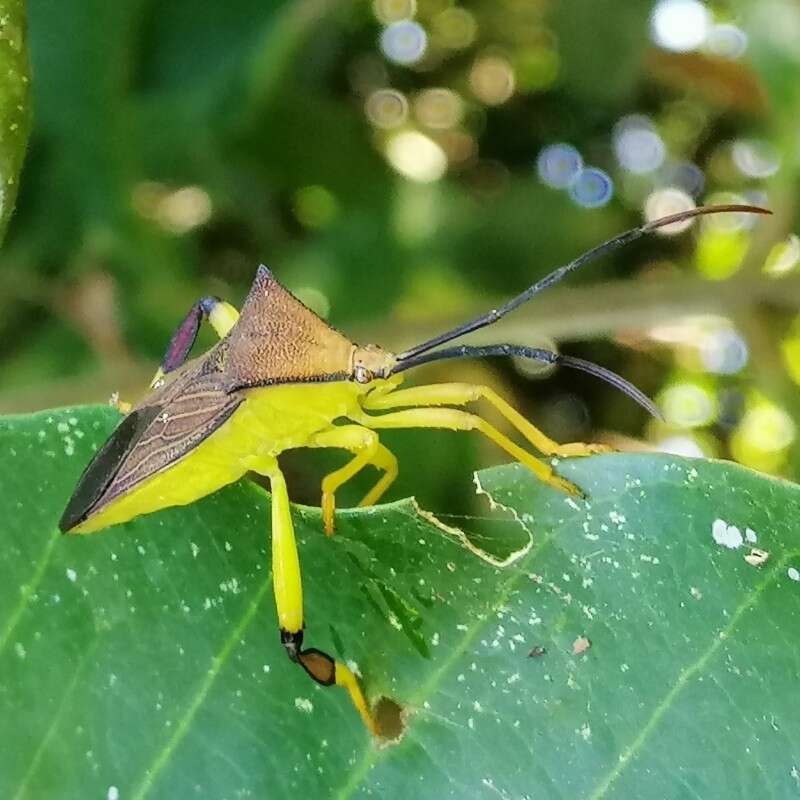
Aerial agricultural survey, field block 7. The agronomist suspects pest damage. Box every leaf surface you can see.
[1,406,799,799]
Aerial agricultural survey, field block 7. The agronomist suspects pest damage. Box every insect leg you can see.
[150,297,240,387]
[266,464,378,735]
[352,406,582,496]
[309,426,399,534]
[363,382,610,457]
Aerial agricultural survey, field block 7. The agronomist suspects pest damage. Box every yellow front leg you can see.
[363,382,611,457]
[268,465,303,632]
[309,425,399,535]
[352,405,582,497]
[263,462,379,736]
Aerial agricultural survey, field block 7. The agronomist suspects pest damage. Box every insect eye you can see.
[353,365,373,384]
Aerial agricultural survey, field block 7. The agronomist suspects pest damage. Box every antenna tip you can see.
[645,203,772,232]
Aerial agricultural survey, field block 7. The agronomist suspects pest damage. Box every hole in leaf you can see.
[374,696,404,741]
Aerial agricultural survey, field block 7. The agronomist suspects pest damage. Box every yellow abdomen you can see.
[72,380,381,533]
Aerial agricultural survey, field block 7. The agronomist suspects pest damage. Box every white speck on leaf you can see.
[107,787,119,800]
[295,697,314,713]
[690,586,703,600]
[66,568,77,583]
[712,518,743,549]
[346,660,362,677]
[788,567,800,582]
[190,541,199,558]
[745,527,758,543]
[14,642,25,659]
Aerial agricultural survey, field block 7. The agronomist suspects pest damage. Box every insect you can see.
[59,203,767,735]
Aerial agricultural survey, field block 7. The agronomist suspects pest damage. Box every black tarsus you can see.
[395,204,770,362]
[390,343,662,419]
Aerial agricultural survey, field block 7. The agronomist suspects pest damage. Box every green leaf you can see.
[0,0,30,242]
[2,406,799,799]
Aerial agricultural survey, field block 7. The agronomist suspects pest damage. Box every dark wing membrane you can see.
[60,363,241,532]
[59,406,162,531]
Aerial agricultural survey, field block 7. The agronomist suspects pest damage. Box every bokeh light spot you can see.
[732,138,781,178]
[380,20,428,66]
[731,399,796,473]
[655,434,706,458]
[133,183,212,235]
[695,229,748,280]
[660,382,717,428]
[515,46,560,91]
[569,167,614,208]
[293,286,331,319]
[705,23,748,58]
[650,0,710,53]
[781,318,800,385]
[613,116,666,175]
[386,131,447,182]
[536,143,583,189]
[644,188,696,234]
[293,185,338,229]
[661,161,705,196]
[700,328,748,374]
[414,88,463,130]
[431,8,477,50]
[365,88,409,129]
[469,55,516,106]
[372,0,416,25]
[764,234,800,276]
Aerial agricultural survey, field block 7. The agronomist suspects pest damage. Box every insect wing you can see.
[59,360,241,532]
[59,405,162,531]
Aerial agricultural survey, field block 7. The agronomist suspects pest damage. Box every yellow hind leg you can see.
[149,298,240,387]
[257,460,378,735]
[363,382,610,457]
[309,425,399,535]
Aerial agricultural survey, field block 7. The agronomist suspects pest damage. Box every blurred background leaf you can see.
[1,0,800,585]
[0,0,30,242]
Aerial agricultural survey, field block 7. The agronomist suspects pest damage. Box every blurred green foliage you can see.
[0,0,30,241]
[2,0,800,508]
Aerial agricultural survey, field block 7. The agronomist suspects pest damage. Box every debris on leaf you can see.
[528,645,547,658]
[572,636,592,656]
[744,548,769,567]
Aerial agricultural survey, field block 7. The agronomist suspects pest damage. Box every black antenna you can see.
[396,204,770,362]
[390,343,662,419]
